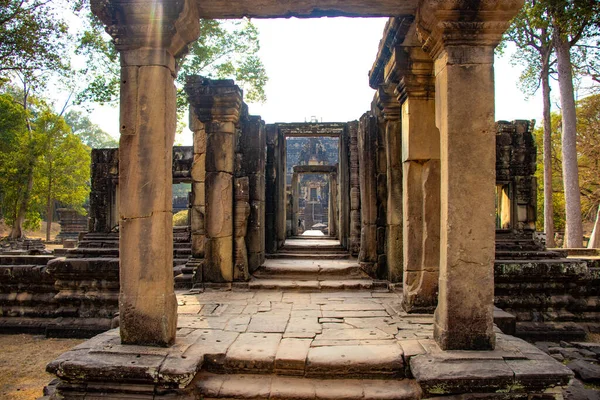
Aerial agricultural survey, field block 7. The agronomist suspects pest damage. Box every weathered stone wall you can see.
[495,260,600,339]
[0,255,118,337]
[495,120,537,236]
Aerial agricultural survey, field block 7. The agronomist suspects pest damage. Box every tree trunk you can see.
[46,188,52,242]
[541,61,555,247]
[9,164,35,239]
[555,35,583,248]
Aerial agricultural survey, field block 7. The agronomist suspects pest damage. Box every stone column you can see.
[338,128,351,249]
[186,111,206,282]
[265,125,278,253]
[348,121,361,256]
[240,116,266,271]
[329,172,338,238]
[277,130,287,247]
[358,113,378,276]
[90,0,200,346]
[377,85,403,283]
[416,0,523,350]
[185,78,243,283]
[394,44,441,314]
[291,172,299,236]
[234,177,250,281]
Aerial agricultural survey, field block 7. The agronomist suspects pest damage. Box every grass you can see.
[0,334,83,400]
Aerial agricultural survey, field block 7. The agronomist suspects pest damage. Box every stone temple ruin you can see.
[3,0,600,398]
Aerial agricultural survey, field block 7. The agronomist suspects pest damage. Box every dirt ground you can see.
[0,334,83,400]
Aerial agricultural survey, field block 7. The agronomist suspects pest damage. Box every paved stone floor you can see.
[46,288,574,399]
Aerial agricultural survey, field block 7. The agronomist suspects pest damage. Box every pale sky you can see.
[89,17,552,145]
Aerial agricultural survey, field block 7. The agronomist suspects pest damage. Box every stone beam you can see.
[277,123,346,138]
[293,165,338,174]
[196,0,419,18]
[185,77,243,283]
[90,0,200,346]
[416,0,524,350]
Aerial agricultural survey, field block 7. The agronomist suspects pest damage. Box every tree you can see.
[74,5,268,108]
[0,87,90,239]
[547,0,600,247]
[64,110,118,148]
[34,111,90,240]
[502,0,557,246]
[0,0,69,79]
[575,94,600,220]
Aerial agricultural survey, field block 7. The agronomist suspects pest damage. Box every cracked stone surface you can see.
[46,288,574,398]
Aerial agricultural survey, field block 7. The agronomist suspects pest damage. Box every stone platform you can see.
[44,289,573,399]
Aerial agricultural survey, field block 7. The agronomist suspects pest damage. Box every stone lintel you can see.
[185,76,243,124]
[91,0,200,67]
[196,0,419,19]
[369,17,414,89]
[292,165,337,174]
[416,0,524,60]
[276,122,346,138]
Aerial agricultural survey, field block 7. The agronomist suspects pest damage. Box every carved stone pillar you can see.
[358,113,378,275]
[291,172,299,236]
[186,111,206,282]
[265,126,278,253]
[348,121,361,256]
[234,177,250,281]
[416,0,523,350]
[377,85,403,283]
[329,172,338,238]
[91,0,199,346]
[393,44,441,314]
[185,78,243,283]
[240,116,266,271]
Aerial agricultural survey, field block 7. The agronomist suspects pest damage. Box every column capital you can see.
[185,76,244,123]
[91,0,200,69]
[394,45,435,103]
[416,0,524,59]
[375,84,401,121]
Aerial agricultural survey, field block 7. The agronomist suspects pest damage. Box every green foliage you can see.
[0,89,90,233]
[64,110,118,148]
[74,4,268,108]
[0,0,70,79]
[501,0,555,97]
[173,210,189,227]
[33,110,91,216]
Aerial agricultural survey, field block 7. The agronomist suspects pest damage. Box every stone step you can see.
[195,372,421,399]
[248,278,385,291]
[267,253,350,260]
[253,263,367,280]
[495,250,567,260]
[0,255,55,265]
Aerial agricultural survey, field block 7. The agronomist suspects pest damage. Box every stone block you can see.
[205,172,233,238]
[191,154,206,182]
[225,332,282,372]
[204,236,233,283]
[206,132,235,173]
[306,344,403,378]
[274,338,311,374]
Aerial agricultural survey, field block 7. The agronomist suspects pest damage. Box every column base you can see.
[119,293,178,347]
[434,321,496,351]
